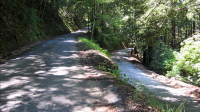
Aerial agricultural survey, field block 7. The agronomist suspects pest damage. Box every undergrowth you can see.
[166,34,200,86]
[149,34,200,86]
[78,37,110,57]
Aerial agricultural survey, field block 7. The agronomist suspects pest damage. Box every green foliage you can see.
[0,0,71,57]
[150,43,175,74]
[0,1,44,55]
[97,33,123,51]
[167,34,200,86]
[111,69,121,79]
[97,59,129,83]
[97,60,122,79]
[78,37,110,57]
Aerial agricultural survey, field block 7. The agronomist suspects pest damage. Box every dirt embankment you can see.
[75,35,157,112]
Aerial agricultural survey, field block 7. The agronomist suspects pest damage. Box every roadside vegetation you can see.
[165,34,200,86]
[74,0,199,87]
[78,37,110,57]
[77,35,185,112]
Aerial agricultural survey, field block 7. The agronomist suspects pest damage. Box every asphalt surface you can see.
[112,48,200,112]
[0,28,123,112]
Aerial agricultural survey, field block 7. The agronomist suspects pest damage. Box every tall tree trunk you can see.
[87,7,90,32]
[143,51,147,65]
[101,4,105,32]
[185,28,188,39]
[171,19,176,49]
[164,28,167,44]
[91,0,96,39]
[192,21,195,33]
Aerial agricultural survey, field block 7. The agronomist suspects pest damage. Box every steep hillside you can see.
[0,0,84,59]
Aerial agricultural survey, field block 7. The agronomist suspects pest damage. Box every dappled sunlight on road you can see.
[0,38,84,111]
[0,76,31,90]
[0,29,122,112]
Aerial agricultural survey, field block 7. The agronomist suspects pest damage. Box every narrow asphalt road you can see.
[0,28,123,112]
[112,48,200,112]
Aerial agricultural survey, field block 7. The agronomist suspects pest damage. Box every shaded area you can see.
[0,28,123,112]
[112,48,200,112]
[0,0,72,58]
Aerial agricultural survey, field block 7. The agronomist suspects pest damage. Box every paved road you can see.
[0,28,123,112]
[112,48,200,112]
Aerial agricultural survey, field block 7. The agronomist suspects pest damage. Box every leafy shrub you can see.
[167,34,200,86]
[97,33,123,52]
[149,43,175,74]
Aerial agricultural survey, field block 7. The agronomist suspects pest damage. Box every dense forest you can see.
[0,0,86,57]
[1,0,200,86]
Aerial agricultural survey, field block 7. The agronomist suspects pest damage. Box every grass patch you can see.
[78,37,110,57]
